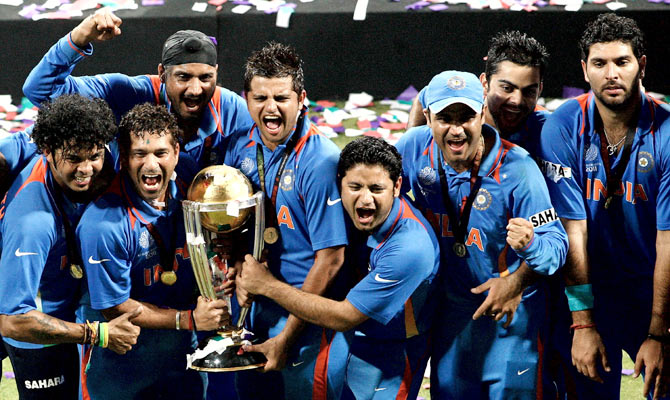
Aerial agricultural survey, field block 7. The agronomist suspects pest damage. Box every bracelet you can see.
[176,311,181,330]
[647,333,670,344]
[565,284,594,312]
[101,323,109,348]
[86,320,99,347]
[570,323,596,331]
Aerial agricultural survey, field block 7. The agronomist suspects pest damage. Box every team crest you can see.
[418,166,437,187]
[240,157,255,176]
[473,188,492,211]
[447,76,466,90]
[280,169,294,191]
[585,143,599,162]
[139,230,150,249]
[637,151,654,173]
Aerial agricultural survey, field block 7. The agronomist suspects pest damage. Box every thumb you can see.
[634,353,644,378]
[241,343,257,353]
[600,348,611,372]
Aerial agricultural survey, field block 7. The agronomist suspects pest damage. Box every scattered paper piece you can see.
[353,0,368,20]
[192,2,207,11]
[345,128,364,137]
[231,4,251,12]
[396,85,419,102]
[606,0,626,9]
[276,5,293,28]
[142,0,163,5]
[0,0,23,5]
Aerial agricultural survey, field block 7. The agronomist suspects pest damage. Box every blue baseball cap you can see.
[425,71,484,114]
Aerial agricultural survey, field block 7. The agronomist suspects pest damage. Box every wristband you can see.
[570,323,596,331]
[565,284,594,311]
[647,333,670,344]
[176,311,181,330]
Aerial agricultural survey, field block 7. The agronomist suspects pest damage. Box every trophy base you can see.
[187,333,266,372]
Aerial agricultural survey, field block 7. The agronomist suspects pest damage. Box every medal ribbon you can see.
[45,170,83,273]
[595,112,637,210]
[436,142,484,255]
[121,177,177,273]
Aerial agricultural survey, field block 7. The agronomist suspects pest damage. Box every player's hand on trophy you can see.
[71,9,122,48]
[106,305,142,355]
[237,254,273,297]
[241,333,289,372]
[192,296,230,331]
[471,275,523,328]
[506,218,534,250]
[571,326,610,383]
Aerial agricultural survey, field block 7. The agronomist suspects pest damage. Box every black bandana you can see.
[161,30,217,67]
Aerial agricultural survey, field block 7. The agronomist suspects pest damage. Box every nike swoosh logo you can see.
[374,273,399,283]
[15,248,38,257]
[291,361,305,367]
[517,368,530,376]
[88,256,111,264]
[327,197,341,206]
[374,388,387,392]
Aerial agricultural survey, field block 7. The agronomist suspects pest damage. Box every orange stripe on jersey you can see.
[311,329,332,400]
[400,198,426,230]
[395,354,412,400]
[428,139,435,169]
[80,346,93,400]
[575,93,591,137]
[16,157,47,197]
[148,75,162,105]
[295,125,322,159]
[67,35,88,58]
[207,87,224,135]
[376,201,403,250]
[404,298,419,338]
[534,104,547,111]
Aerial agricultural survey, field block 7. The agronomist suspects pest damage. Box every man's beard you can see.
[594,70,641,112]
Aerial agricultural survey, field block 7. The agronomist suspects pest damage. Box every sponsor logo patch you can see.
[540,160,572,183]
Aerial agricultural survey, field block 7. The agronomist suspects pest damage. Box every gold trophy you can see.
[183,165,266,371]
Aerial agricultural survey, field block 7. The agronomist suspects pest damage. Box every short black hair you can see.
[244,42,305,94]
[118,103,182,155]
[32,94,116,154]
[580,13,645,61]
[485,31,549,82]
[337,137,402,184]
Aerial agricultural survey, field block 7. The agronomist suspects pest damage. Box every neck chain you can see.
[603,129,626,156]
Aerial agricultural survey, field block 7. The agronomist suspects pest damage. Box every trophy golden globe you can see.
[182,165,266,371]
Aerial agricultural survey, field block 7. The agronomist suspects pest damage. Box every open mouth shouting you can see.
[141,172,163,195]
[263,115,283,136]
[356,206,376,227]
[72,175,93,189]
[181,96,205,116]
[447,136,468,153]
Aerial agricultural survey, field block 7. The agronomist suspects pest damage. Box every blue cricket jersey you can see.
[396,124,567,307]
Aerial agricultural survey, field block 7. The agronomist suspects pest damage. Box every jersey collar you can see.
[587,90,656,138]
[120,172,180,225]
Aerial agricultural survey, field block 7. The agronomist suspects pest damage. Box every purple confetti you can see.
[622,368,634,376]
[369,120,381,130]
[429,4,449,10]
[535,0,548,6]
[562,86,585,99]
[208,36,218,45]
[405,1,430,10]
[312,105,324,113]
[142,0,164,5]
[232,0,252,4]
[396,85,419,101]
[333,125,345,133]
[3,371,14,379]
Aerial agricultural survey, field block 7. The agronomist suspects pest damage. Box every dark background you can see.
[1,0,668,102]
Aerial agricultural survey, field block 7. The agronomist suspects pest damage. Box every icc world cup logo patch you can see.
[418,166,437,187]
[240,157,255,176]
[637,151,654,173]
[473,188,492,211]
[139,231,150,249]
[447,76,466,90]
[280,169,294,191]
[585,143,599,162]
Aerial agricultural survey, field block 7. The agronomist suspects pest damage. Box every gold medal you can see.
[69,264,83,279]
[453,242,467,258]
[263,227,279,244]
[161,271,177,286]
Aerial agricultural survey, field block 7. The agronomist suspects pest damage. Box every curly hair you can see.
[580,13,645,61]
[32,94,116,154]
[337,137,402,185]
[244,41,305,94]
[485,31,550,82]
[118,103,182,155]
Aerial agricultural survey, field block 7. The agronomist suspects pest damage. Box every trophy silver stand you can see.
[182,167,267,372]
